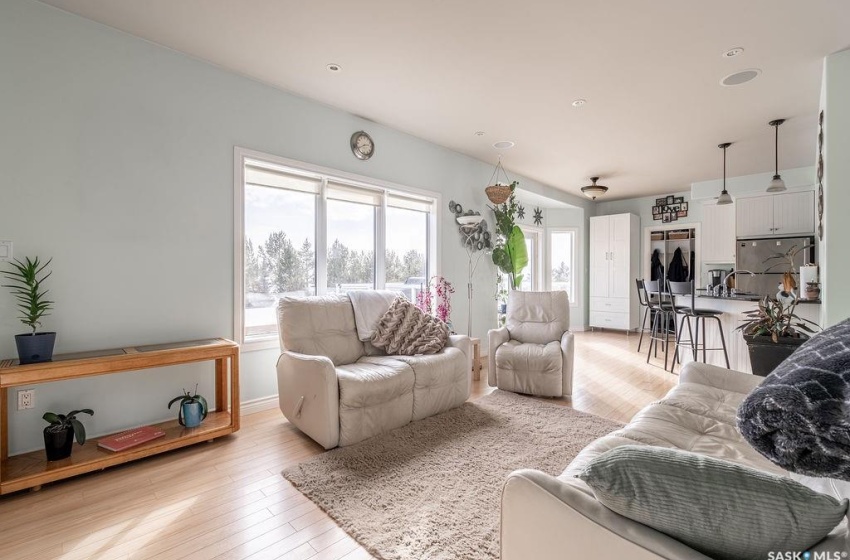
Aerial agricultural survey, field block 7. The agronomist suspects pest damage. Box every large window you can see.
[520,226,543,291]
[549,229,577,305]
[236,150,437,345]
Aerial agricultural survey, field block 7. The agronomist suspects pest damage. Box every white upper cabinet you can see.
[702,202,736,263]
[735,191,815,238]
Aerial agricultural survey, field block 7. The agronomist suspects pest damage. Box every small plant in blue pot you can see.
[168,385,208,428]
[1,256,56,364]
[42,408,93,461]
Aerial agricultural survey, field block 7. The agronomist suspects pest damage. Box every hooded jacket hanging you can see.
[667,247,689,282]
[650,249,664,281]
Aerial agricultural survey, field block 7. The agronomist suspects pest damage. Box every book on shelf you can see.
[97,425,166,452]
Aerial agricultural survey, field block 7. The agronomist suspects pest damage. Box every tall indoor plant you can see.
[737,296,819,376]
[1,257,56,364]
[490,183,528,289]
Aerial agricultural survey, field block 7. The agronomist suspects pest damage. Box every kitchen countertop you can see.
[694,290,821,304]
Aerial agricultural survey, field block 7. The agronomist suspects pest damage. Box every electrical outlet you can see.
[17,389,34,410]
[0,241,11,262]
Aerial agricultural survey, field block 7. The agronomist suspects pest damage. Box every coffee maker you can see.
[706,269,727,292]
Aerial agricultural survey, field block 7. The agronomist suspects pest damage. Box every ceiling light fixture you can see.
[581,177,608,200]
[493,141,515,149]
[474,131,485,137]
[571,99,587,107]
[723,47,745,58]
[716,142,733,205]
[326,63,342,72]
[720,68,761,86]
[766,119,787,192]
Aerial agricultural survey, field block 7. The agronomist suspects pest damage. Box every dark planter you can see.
[744,334,809,377]
[15,332,57,364]
[43,425,74,461]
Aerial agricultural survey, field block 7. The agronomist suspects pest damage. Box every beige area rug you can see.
[282,390,622,560]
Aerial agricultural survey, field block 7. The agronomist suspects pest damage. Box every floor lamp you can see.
[457,214,487,337]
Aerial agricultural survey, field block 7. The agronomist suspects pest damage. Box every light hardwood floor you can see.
[0,330,677,560]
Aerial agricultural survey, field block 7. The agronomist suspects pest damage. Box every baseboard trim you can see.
[241,395,279,416]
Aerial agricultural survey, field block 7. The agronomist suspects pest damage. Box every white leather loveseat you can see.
[501,362,850,559]
[275,293,472,449]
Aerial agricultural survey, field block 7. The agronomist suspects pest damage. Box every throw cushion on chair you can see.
[371,296,448,356]
[577,445,848,560]
[738,318,850,480]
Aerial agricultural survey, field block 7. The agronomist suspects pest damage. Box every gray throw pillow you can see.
[577,445,848,560]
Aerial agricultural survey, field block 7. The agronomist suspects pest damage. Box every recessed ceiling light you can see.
[720,68,761,87]
[723,47,745,58]
[493,141,515,149]
[326,63,342,72]
[474,131,485,137]
[572,98,587,107]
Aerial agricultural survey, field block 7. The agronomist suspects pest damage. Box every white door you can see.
[702,203,736,263]
[589,216,610,298]
[609,214,631,299]
[736,196,774,238]
[773,191,815,236]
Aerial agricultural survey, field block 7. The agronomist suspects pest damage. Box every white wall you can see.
[0,0,592,454]
[822,49,850,327]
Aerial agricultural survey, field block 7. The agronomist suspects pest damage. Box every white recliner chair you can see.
[488,291,574,397]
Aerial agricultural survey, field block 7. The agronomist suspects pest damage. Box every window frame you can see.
[547,226,581,308]
[234,147,440,351]
[519,224,545,291]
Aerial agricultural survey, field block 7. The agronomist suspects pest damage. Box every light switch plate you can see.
[0,241,12,261]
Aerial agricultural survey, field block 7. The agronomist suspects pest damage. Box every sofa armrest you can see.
[447,334,473,394]
[501,470,712,560]
[560,331,575,397]
[679,361,763,395]
[276,350,340,449]
[488,327,510,386]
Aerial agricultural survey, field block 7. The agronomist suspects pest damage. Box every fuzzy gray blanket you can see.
[737,318,850,480]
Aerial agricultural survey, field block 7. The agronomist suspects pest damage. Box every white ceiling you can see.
[39,0,850,200]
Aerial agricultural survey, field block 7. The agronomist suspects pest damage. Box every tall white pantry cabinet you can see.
[589,213,640,331]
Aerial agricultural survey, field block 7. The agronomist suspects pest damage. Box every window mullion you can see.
[375,192,387,290]
[316,178,328,295]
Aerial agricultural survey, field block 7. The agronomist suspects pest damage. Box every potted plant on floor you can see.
[43,408,94,461]
[1,257,56,364]
[737,296,819,376]
[169,385,208,428]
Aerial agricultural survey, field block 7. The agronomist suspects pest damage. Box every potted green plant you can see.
[736,296,819,376]
[490,183,528,290]
[42,408,93,461]
[168,385,208,428]
[1,257,56,364]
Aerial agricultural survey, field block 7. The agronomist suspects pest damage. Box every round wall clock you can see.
[350,131,374,160]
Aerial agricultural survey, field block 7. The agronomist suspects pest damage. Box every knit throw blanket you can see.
[737,318,850,480]
[371,296,448,355]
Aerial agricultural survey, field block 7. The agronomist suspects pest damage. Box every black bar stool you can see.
[667,280,730,370]
[634,279,658,353]
[645,280,676,370]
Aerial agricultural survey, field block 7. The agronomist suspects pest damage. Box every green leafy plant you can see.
[43,409,94,445]
[490,183,528,289]
[736,296,819,343]
[1,257,54,334]
[168,385,209,426]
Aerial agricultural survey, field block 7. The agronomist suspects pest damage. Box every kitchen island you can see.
[672,294,821,374]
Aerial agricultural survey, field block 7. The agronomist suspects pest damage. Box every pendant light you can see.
[716,142,733,205]
[766,119,787,193]
[581,177,608,200]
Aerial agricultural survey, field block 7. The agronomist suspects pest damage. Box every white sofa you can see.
[501,362,850,559]
[488,291,574,397]
[275,293,472,449]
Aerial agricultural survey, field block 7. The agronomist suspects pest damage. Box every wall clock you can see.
[350,131,374,160]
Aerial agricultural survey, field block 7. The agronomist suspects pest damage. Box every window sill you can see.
[241,337,280,353]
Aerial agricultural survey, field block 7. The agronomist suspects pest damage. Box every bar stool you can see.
[667,280,730,370]
[635,279,657,353]
[645,280,677,370]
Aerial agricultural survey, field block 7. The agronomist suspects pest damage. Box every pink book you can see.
[97,426,166,452]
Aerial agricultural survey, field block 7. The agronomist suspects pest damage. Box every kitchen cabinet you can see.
[589,213,640,330]
[702,202,736,263]
[736,191,815,238]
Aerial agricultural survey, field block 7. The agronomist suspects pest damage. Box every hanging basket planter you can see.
[485,184,513,204]
[484,158,516,204]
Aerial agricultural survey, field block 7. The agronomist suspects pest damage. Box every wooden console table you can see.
[0,338,239,495]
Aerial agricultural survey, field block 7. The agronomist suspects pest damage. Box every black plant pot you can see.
[744,334,809,377]
[43,426,74,462]
[15,332,56,364]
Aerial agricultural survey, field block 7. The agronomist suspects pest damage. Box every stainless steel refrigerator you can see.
[735,236,815,296]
